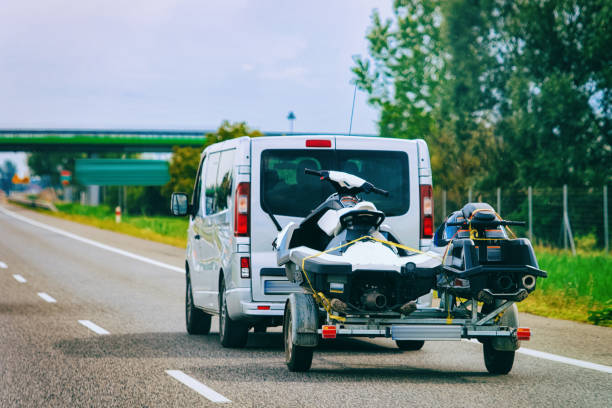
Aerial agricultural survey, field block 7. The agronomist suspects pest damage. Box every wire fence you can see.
[434,185,610,252]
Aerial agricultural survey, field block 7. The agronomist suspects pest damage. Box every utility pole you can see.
[496,187,501,214]
[563,185,576,255]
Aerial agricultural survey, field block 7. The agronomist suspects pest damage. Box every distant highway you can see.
[1,204,610,407]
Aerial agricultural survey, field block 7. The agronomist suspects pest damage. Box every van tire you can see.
[186,274,212,335]
[219,279,249,348]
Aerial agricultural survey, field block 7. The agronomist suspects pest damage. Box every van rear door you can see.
[250,136,337,301]
[334,136,420,248]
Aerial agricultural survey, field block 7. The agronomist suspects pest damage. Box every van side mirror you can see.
[170,192,190,216]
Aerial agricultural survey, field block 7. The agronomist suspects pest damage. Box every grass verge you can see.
[19,202,188,248]
[518,247,612,327]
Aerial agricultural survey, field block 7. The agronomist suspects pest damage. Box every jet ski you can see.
[432,202,547,304]
[275,168,441,316]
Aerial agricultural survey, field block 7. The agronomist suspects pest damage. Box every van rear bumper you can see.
[225,287,285,320]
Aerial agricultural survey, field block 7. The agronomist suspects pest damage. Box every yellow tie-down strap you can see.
[299,235,442,322]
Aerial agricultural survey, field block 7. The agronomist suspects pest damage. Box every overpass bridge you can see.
[0,129,376,152]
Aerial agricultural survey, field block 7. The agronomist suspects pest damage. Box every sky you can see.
[0,0,391,136]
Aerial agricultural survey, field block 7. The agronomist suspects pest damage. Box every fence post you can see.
[528,186,533,241]
[604,185,609,253]
[563,185,576,255]
[468,187,472,203]
[496,187,501,214]
[442,189,447,219]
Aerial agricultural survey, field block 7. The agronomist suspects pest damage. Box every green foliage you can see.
[574,232,598,252]
[162,121,263,200]
[27,152,85,186]
[536,249,612,306]
[588,300,612,326]
[354,0,611,193]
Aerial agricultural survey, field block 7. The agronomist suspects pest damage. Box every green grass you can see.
[518,247,612,326]
[50,203,189,247]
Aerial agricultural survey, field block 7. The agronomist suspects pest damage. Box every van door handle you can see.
[194,235,201,240]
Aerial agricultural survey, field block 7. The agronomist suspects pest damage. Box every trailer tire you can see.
[284,300,313,372]
[483,340,515,374]
[395,340,425,351]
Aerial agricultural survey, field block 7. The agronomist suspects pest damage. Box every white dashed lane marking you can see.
[78,320,110,335]
[37,292,57,303]
[166,370,231,403]
[0,261,7,269]
[12,274,26,283]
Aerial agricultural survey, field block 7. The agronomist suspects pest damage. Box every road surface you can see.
[1,204,610,407]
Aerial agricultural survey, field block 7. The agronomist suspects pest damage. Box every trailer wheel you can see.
[284,301,313,372]
[395,340,425,351]
[483,340,515,374]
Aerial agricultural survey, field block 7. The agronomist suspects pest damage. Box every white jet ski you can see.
[275,169,441,315]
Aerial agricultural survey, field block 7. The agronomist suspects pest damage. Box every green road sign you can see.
[75,159,170,186]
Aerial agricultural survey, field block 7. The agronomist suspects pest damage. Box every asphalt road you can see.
[1,204,611,407]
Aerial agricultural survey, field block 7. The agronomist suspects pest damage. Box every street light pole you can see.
[287,111,296,133]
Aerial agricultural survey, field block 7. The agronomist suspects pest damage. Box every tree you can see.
[354,0,611,192]
[0,160,18,193]
[27,152,85,187]
[162,121,263,199]
[352,0,445,140]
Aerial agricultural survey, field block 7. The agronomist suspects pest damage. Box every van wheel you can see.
[186,275,211,335]
[283,300,313,372]
[219,279,248,348]
[395,340,425,351]
[483,340,515,374]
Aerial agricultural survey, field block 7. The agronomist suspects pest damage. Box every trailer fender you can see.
[286,293,319,348]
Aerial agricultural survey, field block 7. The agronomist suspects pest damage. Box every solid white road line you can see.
[517,347,612,374]
[37,292,57,303]
[0,206,184,274]
[12,274,27,283]
[166,370,231,403]
[462,339,612,374]
[78,320,111,335]
[0,261,7,268]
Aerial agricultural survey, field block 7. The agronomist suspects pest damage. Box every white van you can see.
[171,135,434,347]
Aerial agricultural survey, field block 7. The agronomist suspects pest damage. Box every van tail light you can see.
[240,257,250,278]
[234,182,250,236]
[420,184,434,238]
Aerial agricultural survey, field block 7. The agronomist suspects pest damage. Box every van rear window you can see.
[261,149,410,217]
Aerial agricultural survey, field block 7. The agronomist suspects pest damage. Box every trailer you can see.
[283,291,530,374]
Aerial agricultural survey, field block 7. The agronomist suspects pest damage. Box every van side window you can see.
[215,149,236,212]
[203,152,220,215]
[191,156,205,215]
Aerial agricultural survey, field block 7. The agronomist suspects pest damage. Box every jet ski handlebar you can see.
[303,168,389,197]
